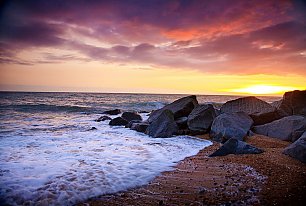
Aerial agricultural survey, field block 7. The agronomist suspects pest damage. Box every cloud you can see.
[0,0,305,75]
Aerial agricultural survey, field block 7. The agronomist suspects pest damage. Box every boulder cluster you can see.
[96,90,306,163]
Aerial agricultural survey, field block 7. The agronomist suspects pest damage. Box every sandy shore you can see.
[80,135,306,206]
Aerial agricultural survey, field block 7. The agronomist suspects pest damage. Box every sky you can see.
[0,0,306,95]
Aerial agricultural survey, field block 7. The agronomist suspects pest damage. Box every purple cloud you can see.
[0,0,305,75]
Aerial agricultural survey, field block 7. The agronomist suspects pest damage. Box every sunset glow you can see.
[228,85,305,95]
[0,0,305,95]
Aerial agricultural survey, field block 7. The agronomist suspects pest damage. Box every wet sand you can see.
[80,135,306,206]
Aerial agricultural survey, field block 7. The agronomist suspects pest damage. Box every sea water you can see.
[0,92,280,205]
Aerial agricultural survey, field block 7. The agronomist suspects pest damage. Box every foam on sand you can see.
[0,117,211,205]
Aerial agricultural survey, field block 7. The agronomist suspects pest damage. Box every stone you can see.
[253,115,306,141]
[279,90,306,116]
[209,138,264,157]
[283,131,306,163]
[220,96,275,115]
[102,109,121,115]
[95,115,112,122]
[131,122,149,133]
[210,112,253,143]
[270,100,282,108]
[148,95,198,123]
[121,111,142,122]
[125,120,142,128]
[146,109,178,138]
[109,117,128,126]
[175,117,188,129]
[250,110,283,126]
[187,104,217,134]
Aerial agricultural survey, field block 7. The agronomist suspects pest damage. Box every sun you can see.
[228,85,304,95]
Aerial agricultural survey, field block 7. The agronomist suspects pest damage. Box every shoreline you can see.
[80,134,306,206]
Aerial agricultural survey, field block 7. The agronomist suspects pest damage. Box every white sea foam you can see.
[0,114,212,205]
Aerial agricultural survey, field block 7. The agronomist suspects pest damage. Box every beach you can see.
[81,134,306,206]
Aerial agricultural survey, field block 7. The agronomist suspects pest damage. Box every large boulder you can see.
[250,110,283,126]
[121,112,142,122]
[103,109,121,115]
[147,95,198,123]
[210,112,253,143]
[283,131,306,163]
[220,96,275,115]
[278,90,306,116]
[109,117,128,126]
[187,104,217,134]
[209,138,264,157]
[146,109,178,138]
[253,115,306,141]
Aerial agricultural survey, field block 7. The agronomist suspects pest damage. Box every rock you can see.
[121,111,142,122]
[146,109,178,138]
[148,95,198,123]
[109,117,129,126]
[283,131,306,163]
[187,104,217,134]
[209,138,264,157]
[270,100,282,108]
[95,115,112,122]
[279,90,306,116]
[220,96,275,115]
[131,122,149,133]
[250,110,283,126]
[210,112,253,143]
[125,120,142,128]
[103,109,121,115]
[175,117,188,129]
[253,115,306,141]
[254,115,306,141]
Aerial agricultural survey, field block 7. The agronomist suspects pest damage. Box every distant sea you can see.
[0,92,281,205]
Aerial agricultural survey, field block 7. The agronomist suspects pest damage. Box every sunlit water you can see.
[0,92,280,205]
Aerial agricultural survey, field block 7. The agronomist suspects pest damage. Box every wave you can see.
[0,104,92,113]
[0,101,166,114]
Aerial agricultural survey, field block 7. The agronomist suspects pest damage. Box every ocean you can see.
[0,92,281,205]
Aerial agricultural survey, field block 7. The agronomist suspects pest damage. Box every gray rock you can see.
[122,111,142,122]
[131,122,149,133]
[253,115,306,141]
[270,100,282,108]
[95,115,112,122]
[279,90,306,116]
[103,109,121,115]
[283,131,306,163]
[250,110,283,126]
[220,96,275,115]
[146,109,178,138]
[210,112,253,143]
[187,104,217,134]
[109,117,129,126]
[148,95,198,123]
[175,117,188,129]
[209,138,264,157]
[125,120,142,128]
